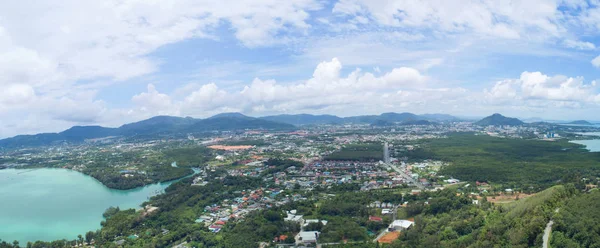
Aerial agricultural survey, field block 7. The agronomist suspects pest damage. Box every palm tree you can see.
[78,235,83,246]
[12,240,19,248]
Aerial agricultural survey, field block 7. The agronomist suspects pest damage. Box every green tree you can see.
[85,231,95,244]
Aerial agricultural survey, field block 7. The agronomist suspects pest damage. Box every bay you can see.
[570,139,600,152]
[0,168,177,244]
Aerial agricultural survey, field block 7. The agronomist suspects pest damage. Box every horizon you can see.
[1,0,600,137]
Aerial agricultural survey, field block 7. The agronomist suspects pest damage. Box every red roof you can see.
[369,216,383,222]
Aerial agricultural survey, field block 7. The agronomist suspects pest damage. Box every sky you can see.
[1,0,600,138]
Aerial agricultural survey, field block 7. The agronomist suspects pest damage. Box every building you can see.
[388,220,414,231]
[284,210,304,222]
[296,231,320,244]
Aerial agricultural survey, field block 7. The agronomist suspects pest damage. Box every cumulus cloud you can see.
[486,71,600,104]
[131,84,178,116]
[129,58,440,118]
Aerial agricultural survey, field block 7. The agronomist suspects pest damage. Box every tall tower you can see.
[383,142,390,164]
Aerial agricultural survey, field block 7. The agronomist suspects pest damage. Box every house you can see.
[369,216,383,222]
[208,225,222,232]
[284,210,304,223]
[303,219,328,227]
[296,231,320,244]
[388,220,414,231]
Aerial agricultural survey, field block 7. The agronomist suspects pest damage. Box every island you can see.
[568,120,593,125]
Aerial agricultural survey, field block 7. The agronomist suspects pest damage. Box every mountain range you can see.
[0,112,530,148]
[260,112,458,125]
[0,114,294,148]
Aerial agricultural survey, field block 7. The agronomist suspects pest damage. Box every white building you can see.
[296,231,320,244]
[389,220,414,231]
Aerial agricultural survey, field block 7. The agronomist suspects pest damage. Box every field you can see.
[207,145,253,151]
[378,231,400,243]
[480,193,535,204]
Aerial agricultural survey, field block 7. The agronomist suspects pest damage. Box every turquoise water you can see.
[0,168,174,244]
[571,140,600,152]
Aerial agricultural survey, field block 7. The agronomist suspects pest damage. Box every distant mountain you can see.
[475,113,524,126]
[0,111,462,148]
[209,112,253,120]
[261,112,459,125]
[0,113,294,148]
[399,119,435,126]
[60,126,119,141]
[527,121,555,127]
[370,119,395,127]
[189,115,294,131]
[260,114,343,125]
[567,120,593,125]
[419,114,459,122]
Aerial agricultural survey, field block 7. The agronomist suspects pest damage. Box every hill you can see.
[475,113,524,126]
[370,119,395,127]
[567,120,593,125]
[399,119,435,126]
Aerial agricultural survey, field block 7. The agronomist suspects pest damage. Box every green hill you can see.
[475,113,524,126]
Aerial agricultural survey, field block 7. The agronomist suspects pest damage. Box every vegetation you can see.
[163,147,212,167]
[391,185,576,248]
[552,189,600,247]
[325,143,383,162]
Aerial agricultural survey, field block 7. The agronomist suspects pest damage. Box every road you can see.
[384,162,425,189]
[543,208,560,248]
[542,220,554,248]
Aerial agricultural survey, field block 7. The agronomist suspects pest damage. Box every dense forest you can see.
[325,143,383,162]
[551,189,600,247]
[406,133,600,190]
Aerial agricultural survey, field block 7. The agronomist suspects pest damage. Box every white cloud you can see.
[0,84,36,106]
[592,55,600,68]
[132,84,178,116]
[2,1,600,138]
[0,0,325,137]
[332,0,562,39]
[132,58,436,117]
[563,39,596,50]
[486,71,600,104]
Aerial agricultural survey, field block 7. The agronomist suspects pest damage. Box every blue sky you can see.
[1,0,600,137]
